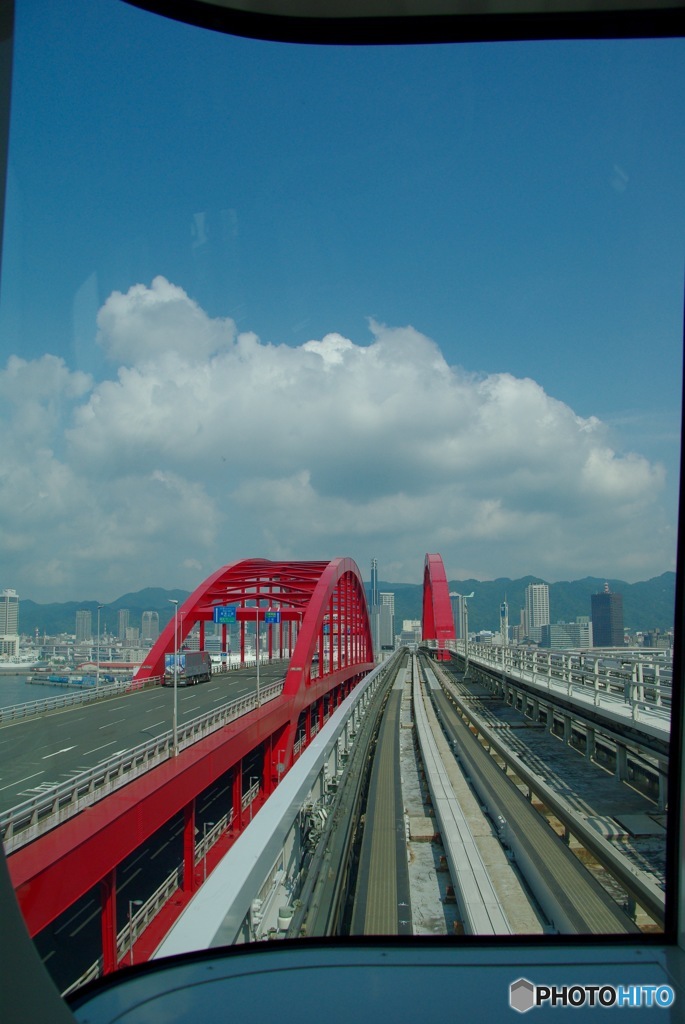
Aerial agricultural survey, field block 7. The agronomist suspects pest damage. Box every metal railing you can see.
[1,679,284,851]
[427,641,672,731]
[0,676,147,724]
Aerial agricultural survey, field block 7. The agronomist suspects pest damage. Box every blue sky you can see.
[1,0,684,602]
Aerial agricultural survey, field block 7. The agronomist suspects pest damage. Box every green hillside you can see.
[19,572,675,637]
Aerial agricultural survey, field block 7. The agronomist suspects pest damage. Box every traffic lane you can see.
[0,668,283,807]
[0,665,286,811]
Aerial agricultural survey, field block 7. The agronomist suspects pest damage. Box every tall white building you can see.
[118,609,130,640]
[1,589,19,656]
[75,610,92,642]
[524,583,550,643]
[1,589,19,634]
[449,592,472,641]
[379,592,395,650]
[141,610,160,642]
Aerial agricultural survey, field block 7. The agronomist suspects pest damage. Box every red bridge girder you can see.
[9,558,374,963]
[136,557,371,684]
[422,553,456,660]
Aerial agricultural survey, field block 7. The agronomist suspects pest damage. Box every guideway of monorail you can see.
[423,655,657,932]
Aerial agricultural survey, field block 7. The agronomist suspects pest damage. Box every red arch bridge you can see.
[421,553,456,659]
[8,557,373,975]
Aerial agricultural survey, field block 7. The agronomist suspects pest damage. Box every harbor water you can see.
[0,674,80,709]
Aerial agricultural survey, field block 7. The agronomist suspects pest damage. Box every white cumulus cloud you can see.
[1,277,675,601]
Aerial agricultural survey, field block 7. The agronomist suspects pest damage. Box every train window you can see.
[1,0,684,1013]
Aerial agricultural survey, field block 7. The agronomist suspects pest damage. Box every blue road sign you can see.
[213,605,237,624]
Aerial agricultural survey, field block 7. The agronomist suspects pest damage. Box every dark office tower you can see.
[370,558,379,609]
[591,583,624,647]
[370,559,380,655]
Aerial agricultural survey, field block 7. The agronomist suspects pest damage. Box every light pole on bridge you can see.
[128,899,143,966]
[169,599,179,756]
[96,604,103,694]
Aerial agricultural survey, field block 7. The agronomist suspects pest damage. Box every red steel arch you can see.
[136,557,372,686]
[422,552,456,660]
[9,558,374,966]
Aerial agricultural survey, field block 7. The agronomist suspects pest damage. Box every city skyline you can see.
[4,568,674,642]
[1,3,683,603]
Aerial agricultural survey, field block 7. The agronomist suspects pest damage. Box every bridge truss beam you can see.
[9,558,374,973]
[422,553,456,660]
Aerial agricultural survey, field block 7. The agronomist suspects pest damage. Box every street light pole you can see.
[169,599,179,756]
[96,604,103,694]
[128,899,143,966]
[464,598,470,680]
[203,820,215,881]
[255,599,261,707]
[249,776,258,821]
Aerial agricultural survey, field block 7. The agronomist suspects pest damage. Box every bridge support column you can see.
[263,735,274,797]
[545,705,554,732]
[658,769,668,812]
[272,724,289,787]
[199,620,205,650]
[232,760,243,832]
[586,726,596,762]
[616,743,628,782]
[563,715,572,745]
[100,869,117,976]
[182,799,196,893]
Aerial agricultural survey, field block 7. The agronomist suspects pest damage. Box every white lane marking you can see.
[42,746,77,759]
[0,771,44,792]
[70,907,101,937]
[99,718,126,729]
[82,740,118,756]
[143,720,165,730]
[55,900,96,935]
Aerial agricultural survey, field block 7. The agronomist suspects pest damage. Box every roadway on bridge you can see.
[0,664,286,813]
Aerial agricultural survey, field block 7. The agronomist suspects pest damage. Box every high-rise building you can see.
[75,610,92,642]
[118,609,130,640]
[591,583,624,647]
[499,599,509,646]
[0,589,20,656]
[370,558,381,654]
[524,583,550,642]
[449,592,468,640]
[1,589,19,634]
[141,610,160,642]
[379,592,395,650]
[540,619,593,650]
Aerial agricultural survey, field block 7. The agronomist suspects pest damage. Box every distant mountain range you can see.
[377,573,676,635]
[18,573,675,637]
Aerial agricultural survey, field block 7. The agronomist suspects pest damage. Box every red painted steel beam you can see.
[9,558,373,937]
[137,559,333,681]
[422,553,456,652]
